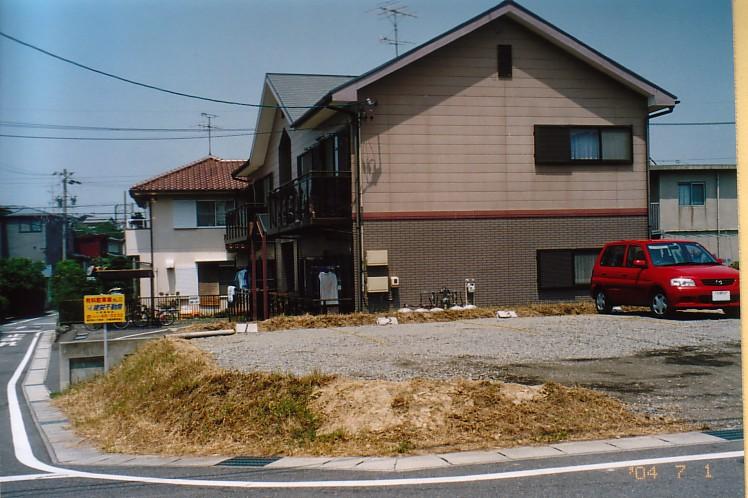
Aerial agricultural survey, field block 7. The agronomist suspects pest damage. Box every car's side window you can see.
[626,245,646,266]
[600,245,626,267]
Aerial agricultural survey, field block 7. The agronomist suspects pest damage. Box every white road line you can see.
[0,473,70,483]
[5,316,47,326]
[7,335,745,489]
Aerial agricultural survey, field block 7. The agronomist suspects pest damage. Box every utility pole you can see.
[53,169,80,260]
[375,2,417,57]
[200,113,218,156]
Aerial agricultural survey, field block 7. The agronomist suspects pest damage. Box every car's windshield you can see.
[647,242,717,266]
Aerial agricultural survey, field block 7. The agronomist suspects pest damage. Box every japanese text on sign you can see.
[84,294,126,324]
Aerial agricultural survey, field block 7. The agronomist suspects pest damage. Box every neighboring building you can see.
[0,207,66,272]
[226,0,678,317]
[649,163,738,264]
[126,156,247,298]
[74,233,124,259]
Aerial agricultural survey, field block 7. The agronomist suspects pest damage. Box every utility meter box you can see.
[366,250,388,267]
[389,276,400,287]
[366,276,389,293]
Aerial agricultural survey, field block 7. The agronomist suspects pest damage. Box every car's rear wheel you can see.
[594,289,612,314]
[650,291,672,318]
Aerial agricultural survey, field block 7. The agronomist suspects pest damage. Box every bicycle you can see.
[132,304,177,328]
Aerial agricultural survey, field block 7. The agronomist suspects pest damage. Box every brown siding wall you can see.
[363,215,647,307]
[357,17,649,215]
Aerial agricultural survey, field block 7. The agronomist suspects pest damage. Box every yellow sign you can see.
[83,294,125,324]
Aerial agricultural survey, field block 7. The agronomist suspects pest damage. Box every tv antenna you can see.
[199,113,218,156]
[374,2,417,57]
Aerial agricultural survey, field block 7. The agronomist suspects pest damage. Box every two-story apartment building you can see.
[649,163,738,264]
[226,0,678,316]
[127,156,247,299]
[0,207,65,273]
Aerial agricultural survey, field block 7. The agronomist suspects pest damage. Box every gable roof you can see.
[293,0,677,127]
[233,73,355,178]
[130,156,247,198]
[266,73,356,124]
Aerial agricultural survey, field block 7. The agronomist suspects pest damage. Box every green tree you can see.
[50,260,99,306]
[0,258,47,317]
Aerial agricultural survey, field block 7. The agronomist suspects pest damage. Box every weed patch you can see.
[54,338,690,457]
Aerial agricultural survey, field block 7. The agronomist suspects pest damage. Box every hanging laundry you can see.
[318,271,339,306]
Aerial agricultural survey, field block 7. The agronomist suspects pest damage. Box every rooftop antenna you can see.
[199,113,218,156]
[374,2,417,57]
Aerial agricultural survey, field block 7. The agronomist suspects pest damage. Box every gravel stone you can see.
[193,313,739,381]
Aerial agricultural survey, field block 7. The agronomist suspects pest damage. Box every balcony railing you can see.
[224,202,267,245]
[268,171,351,234]
[649,202,660,234]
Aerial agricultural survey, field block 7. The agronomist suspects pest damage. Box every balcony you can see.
[268,171,352,235]
[224,202,267,246]
[649,202,660,235]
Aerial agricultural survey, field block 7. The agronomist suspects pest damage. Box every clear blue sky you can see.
[0,0,735,218]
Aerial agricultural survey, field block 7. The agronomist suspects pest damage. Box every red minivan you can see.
[590,240,740,318]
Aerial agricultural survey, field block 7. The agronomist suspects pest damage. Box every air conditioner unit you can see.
[366,250,388,266]
[366,276,389,293]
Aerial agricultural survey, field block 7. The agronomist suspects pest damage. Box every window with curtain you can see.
[535,125,632,164]
[678,182,705,206]
[537,248,602,290]
[570,129,600,160]
[196,200,235,227]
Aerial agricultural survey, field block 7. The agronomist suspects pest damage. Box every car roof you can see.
[603,239,703,245]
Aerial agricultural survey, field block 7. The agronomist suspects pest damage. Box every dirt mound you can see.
[54,338,689,457]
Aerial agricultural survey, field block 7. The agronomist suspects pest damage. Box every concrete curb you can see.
[171,329,235,339]
[24,329,736,471]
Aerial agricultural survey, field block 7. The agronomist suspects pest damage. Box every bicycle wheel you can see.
[158,311,176,327]
[83,323,102,331]
[112,320,130,330]
[133,309,150,328]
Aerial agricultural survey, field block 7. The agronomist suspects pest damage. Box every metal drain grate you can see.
[704,428,743,441]
[216,456,281,467]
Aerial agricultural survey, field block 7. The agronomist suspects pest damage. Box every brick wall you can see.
[362,216,647,307]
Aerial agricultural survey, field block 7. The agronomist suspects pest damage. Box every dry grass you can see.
[54,338,689,457]
[259,301,596,332]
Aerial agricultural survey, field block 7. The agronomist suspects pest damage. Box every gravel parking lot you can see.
[194,311,742,428]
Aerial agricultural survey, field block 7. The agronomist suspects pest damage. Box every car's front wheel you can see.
[724,307,740,318]
[594,289,612,314]
[650,291,672,318]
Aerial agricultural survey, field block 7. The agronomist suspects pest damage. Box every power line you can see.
[0,132,253,141]
[0,126,317,141]
[0,31,343,110]
[0,120,255,132]
[650,121,735,126]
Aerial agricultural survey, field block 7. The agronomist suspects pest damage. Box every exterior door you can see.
[619,244,650,305]
[597,244,627,302]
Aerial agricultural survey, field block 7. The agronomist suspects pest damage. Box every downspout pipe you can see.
[328,103,365,312]
[148,198,155,313]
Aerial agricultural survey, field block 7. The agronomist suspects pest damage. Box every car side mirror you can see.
[633,259,647,268]
[716,258,724,265]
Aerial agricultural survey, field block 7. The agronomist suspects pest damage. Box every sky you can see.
[0,0,735,219]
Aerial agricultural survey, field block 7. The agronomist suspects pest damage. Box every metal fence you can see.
[59,293,256,325]
[58,291,354,326]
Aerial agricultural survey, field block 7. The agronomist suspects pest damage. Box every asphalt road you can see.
[0,314,744,497]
